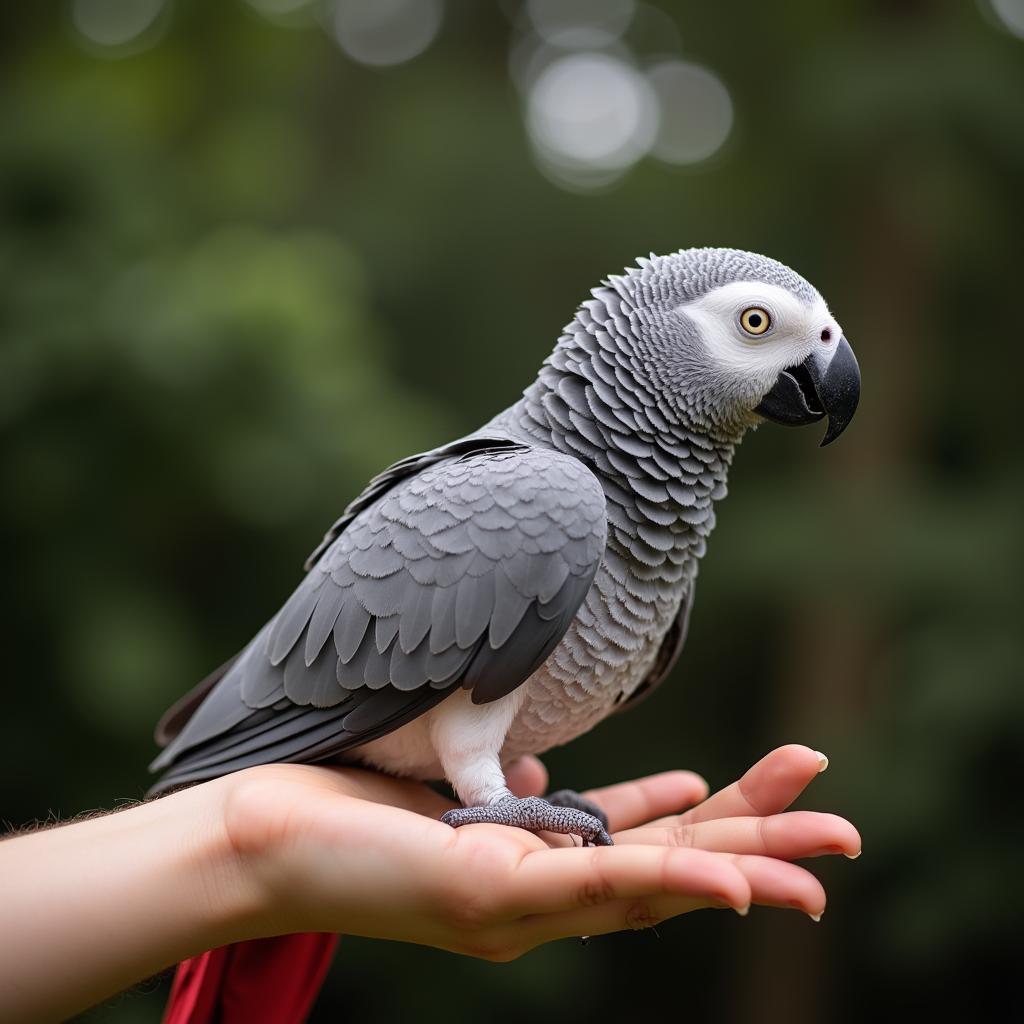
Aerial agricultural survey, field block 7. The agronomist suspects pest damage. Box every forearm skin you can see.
[0,781,260,1024]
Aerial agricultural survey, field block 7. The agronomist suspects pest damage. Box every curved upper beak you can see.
[754,335,861,447]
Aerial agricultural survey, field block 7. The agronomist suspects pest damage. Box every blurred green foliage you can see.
[1,2,1022,1022]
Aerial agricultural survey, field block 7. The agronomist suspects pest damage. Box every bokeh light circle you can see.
[525,0,635,49]
[526,52,657,187]
[989,0,1024,38]
[72,0,166,49]
[333,0,444,67]
[646,60,733,165]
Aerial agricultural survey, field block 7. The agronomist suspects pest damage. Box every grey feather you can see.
[333,601,370,663]
[398,585,434,654]
[304,585,346,666]
[429,585,459,653]
[268,583,319,666]
[375,614,401,654]
[454,573,493,649]
[489,567,533,648]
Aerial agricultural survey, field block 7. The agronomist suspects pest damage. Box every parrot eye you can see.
[739,307,772,337]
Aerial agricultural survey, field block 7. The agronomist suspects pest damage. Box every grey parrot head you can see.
[591,247,861,445]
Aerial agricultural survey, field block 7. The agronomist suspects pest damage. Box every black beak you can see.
[754,335,861,447]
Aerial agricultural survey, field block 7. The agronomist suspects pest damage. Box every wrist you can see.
[211,767,323,937]
[174,774,281,946]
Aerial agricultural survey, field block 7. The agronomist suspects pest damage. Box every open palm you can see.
[221,745,860,961]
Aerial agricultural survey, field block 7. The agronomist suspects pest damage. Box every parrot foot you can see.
[545,789,610,831]
[441,796,613,846]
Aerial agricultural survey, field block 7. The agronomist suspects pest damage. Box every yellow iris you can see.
[740,307,771,336]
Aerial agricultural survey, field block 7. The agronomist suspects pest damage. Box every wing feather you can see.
[149,439,606,794]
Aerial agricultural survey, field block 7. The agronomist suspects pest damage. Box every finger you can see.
[583,771,709,832]
[615,811,862,860]
[501,844,752,919]
[730,854,827,918]
[505,757,549,799]
[510,853,826,949]
[513,892,717,949]
[653,745,826,827]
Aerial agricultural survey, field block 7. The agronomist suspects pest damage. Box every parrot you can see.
[150,247,860,1024]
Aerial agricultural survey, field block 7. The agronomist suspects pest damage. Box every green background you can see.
[1,2,1022,1021]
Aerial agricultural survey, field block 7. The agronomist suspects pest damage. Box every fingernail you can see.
[815,751,829,773]
[809,911,823,923]
[845,849,862,860]
[734,904,750,917]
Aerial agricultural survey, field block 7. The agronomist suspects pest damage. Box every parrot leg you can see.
[545,789,610,831]
[431,690,612,845]
[441,796,612,846]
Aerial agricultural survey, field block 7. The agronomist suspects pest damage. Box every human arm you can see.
[0,779,252,1024]
[0,745,859,1022]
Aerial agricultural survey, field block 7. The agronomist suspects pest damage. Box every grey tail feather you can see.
[153,654,240,747]
[147,707,353,796]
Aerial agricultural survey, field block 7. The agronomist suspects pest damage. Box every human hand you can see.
[221,744,860,959]
[0,745,859,1021]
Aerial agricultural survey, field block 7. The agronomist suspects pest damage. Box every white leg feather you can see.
[429,688,527,806]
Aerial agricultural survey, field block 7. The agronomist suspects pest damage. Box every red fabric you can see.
[162,933,339,1024]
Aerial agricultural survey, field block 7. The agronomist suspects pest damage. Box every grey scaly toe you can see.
[441,795,613,846]
[545,789,610,831]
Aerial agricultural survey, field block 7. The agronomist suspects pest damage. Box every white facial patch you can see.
[679,281,839,382]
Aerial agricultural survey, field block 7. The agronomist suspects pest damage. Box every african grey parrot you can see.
[149,247,860,849]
